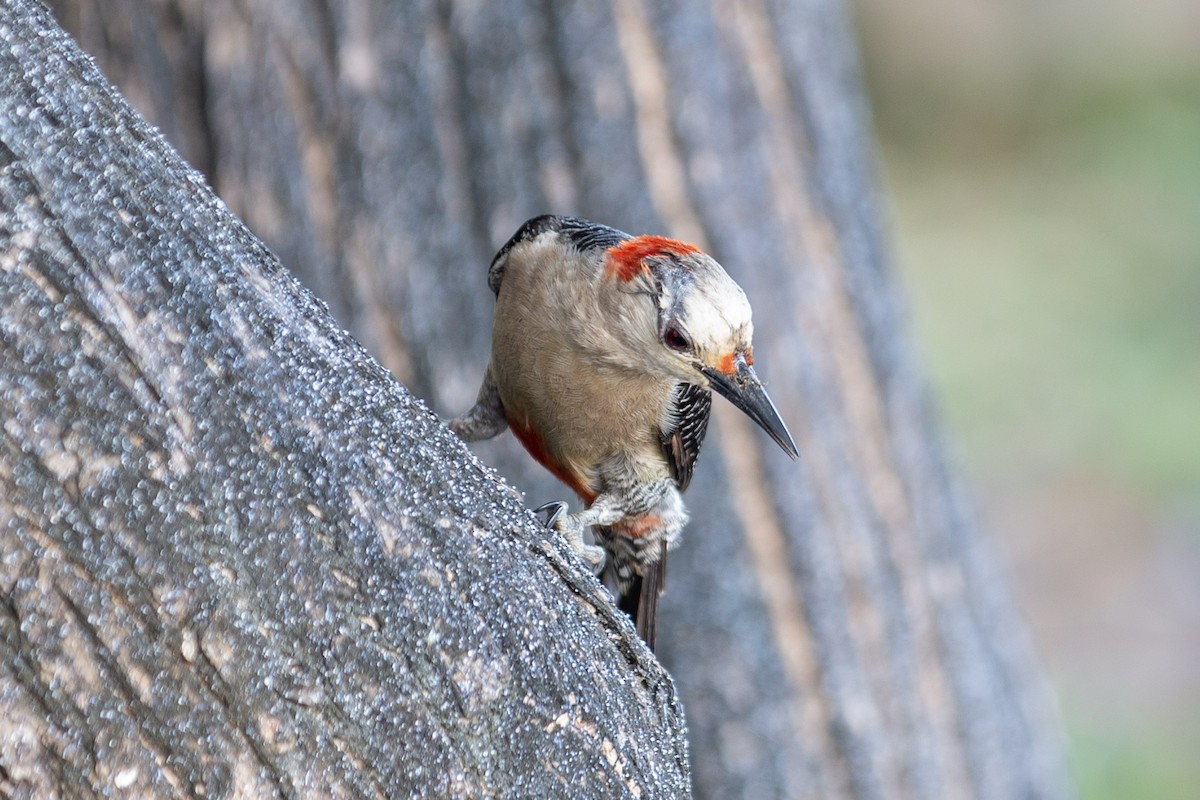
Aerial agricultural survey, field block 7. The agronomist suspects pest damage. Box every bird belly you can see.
[501,364,672,496]
[490,245,674,499]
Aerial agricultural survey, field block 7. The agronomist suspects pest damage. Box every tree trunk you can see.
[0,4,687,798]
[6,0,1075,797]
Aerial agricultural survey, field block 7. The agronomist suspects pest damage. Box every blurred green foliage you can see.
[886,81,1200,496]
[851,1,1200,796]
[1069,712,1200,800]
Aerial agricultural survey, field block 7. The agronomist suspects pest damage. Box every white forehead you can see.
[681,266,753,346]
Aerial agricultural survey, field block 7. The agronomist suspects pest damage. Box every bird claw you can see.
[533,500,606,574]
[533,501,568,529]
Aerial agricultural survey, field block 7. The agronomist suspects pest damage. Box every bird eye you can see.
[664,326,691,352]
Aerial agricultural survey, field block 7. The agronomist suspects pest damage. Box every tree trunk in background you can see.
[30,0,1073,797]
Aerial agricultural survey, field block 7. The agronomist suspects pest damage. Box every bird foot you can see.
[533,501,606,574]
[533,501,567,529]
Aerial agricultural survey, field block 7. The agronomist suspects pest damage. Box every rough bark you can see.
[6,0,1077,798]
[0,3,687,798]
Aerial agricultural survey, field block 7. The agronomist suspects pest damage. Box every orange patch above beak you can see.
[716,350,738,376]
[716,348,753,375]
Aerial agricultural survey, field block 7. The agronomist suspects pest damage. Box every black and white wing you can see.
[659,382,713,492]
[617,382,710,650]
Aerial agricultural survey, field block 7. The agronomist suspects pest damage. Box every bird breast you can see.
[490,246,674,492]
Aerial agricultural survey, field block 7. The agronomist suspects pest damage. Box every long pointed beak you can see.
[700,357,799,459]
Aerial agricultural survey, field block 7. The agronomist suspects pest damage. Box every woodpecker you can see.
[449,215,797,648]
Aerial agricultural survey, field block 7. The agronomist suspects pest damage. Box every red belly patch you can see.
[507,414,598,504]
[613,514,663,539]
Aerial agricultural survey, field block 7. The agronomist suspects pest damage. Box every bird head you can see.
[604,233,800,459]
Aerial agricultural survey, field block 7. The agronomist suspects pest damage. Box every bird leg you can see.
[534,478,682,576]
[532,494,629,574]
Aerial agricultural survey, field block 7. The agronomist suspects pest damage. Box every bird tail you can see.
[607,541,667,651]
